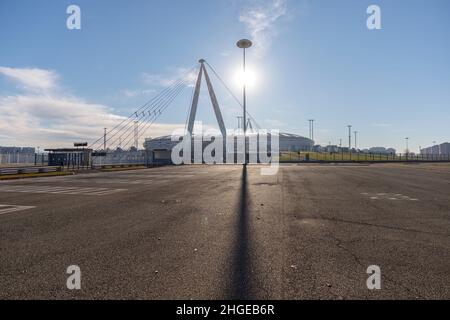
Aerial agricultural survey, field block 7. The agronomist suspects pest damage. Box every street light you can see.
[405,137,409,158]
[347,125,352,149]
[308,119,315,151]
[237,39,252,164]
[103,127,107,151]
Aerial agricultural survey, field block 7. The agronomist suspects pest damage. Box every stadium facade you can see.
[144,132,313,164]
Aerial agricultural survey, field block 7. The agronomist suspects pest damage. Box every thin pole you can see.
[308,119,314,151]
[405,137,409,156]
[134,121,138,149]
[237,39,252,164]
[347,125,352,149]
[103,128,107,150]
[308,120,311,140]
[243,48,247,164]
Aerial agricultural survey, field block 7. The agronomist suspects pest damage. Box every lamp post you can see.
[308,119,315,151]
[347,125,352,149]
[405,137,409,160]
[103,127,107,151]
[236,39,252,164]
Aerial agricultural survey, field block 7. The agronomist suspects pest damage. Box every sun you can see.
[234,68,257,88]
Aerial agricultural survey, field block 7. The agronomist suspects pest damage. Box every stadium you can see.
[144,132,313,164]
[143,59,313,164]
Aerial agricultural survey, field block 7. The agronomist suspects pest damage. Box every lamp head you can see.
[236,39,252,49]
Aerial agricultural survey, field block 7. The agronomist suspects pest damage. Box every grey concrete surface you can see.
[0,163,449,299]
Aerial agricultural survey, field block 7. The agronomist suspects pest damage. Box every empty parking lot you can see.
[0,163,449,299]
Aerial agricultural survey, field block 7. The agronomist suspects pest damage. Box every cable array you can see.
[89,66,195,151]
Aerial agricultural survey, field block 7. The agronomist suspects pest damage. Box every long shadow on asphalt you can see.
[228,164,253,299]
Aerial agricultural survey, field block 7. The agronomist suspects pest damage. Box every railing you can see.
[0,166,61,175]
[0,153,49,166]
[91,150,148,166]
[280,151,450,163]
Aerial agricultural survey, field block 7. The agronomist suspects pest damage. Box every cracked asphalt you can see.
[0,163,449,299]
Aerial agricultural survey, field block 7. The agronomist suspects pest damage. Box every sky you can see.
[0,0,449,152]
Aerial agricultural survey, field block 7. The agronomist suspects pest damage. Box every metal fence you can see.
[1,151,150,168]
[91,150,148,166]
[280,151,450,163]
[0,153,48,166]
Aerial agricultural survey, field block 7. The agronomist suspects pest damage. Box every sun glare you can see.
[234,68,257,88]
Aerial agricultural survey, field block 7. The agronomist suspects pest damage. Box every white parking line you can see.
[0,185,126,196]
[0,204,35,215]
[362,192,419,201]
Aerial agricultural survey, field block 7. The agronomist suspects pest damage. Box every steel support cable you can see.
[90,64,197,149]
[106,81,186,150]
[136,83,187,142]
[89,78,184,149]
[203,60,261,129]
[119,82,187,150]
[122,82,187,150]
[92,80,186,151]
[91,78,185,150]
[184,82,196,132]
[103,81,186,150]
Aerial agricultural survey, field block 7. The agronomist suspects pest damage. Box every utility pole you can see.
[134,120,139,149]
[103,128,107,151]
[405,137,409,156]
[237,39,253,164]
[308,119,315,151]
[309,119,315,142]
[354,131,358,150]
[237,116,243,130]
[347,125,352,149]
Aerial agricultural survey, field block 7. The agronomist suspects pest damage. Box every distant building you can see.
[368,147,396,154]
[0,146,35,154]
[0,146,36,164]
[442,143,450,155]
[144,132,314,164]
[386,148,396,154]
[324,145,339,153]
[421,142,450,155]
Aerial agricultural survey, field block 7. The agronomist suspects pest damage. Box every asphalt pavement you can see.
[0,163,449,299]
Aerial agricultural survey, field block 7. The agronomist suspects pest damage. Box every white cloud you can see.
[121,88,156,98]
[0,66,185,149]
[0,66,59,92]
[0,93,123,148]
[239,0,288,57]
[264,118,286,128]
[142,66,197,88]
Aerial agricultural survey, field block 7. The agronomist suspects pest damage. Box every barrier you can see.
[0,166,61,175]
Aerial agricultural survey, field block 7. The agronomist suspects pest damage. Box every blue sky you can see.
[0,0,449,152]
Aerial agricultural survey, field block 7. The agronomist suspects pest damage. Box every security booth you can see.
[45,143,92,169]
[150,149,172,165]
